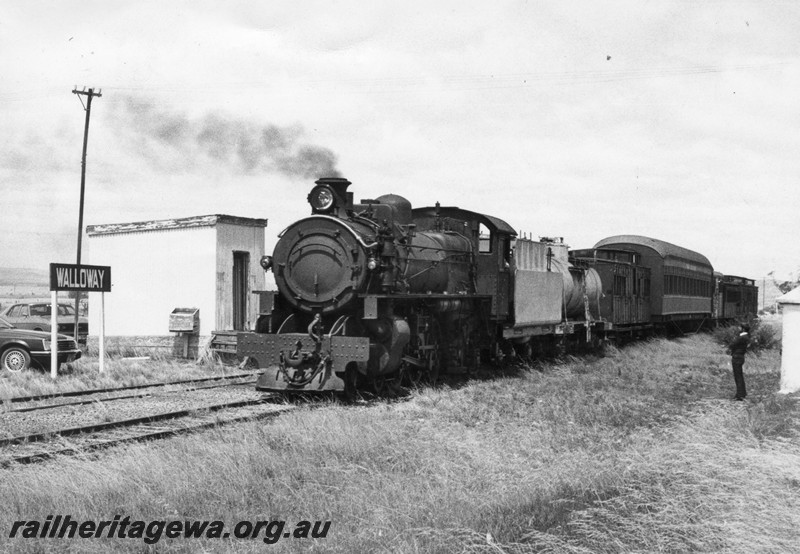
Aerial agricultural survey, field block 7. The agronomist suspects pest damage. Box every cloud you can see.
[0,125,78,175]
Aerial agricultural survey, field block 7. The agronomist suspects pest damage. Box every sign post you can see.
[100,291,105,373]
[49,263,112,377]
[51,290,58,379]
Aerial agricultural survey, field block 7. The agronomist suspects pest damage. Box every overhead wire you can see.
[0,60,789,102]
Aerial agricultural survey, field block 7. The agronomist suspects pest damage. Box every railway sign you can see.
[49,263,111,292]
[48,263,112,378]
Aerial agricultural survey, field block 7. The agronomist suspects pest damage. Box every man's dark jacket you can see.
[729,333,750,360]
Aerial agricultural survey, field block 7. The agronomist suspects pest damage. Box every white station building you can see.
[86,214,268,357]
[778,286,800,394]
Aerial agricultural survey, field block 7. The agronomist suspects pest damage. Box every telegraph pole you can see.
[72,87,102,344]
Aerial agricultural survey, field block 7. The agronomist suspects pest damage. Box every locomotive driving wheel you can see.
[424,339,441,385]
[412,317,442,386]
[342,364,360,403]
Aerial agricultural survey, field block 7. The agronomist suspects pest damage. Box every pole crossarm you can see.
[72,87,102,110]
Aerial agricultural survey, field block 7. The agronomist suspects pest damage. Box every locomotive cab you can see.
[410,205,516,319]
[476,223,512,319]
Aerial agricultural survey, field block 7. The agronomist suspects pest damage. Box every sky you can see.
[1,0,799,282]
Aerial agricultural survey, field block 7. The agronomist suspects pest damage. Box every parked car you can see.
[0,302,88,345]
[0,316,82,373]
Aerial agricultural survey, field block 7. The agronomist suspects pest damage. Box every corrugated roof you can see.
[87,214,268,236]
[594,235,711,267]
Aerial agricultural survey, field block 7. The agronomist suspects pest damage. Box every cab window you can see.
[478,223,492,253]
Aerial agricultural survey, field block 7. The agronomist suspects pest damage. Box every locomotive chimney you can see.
[315,177,350,196]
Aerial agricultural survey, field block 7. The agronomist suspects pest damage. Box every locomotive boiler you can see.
[271,181,473,316]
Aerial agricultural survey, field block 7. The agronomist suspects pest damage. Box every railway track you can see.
[1,379,282,439]
[0,396,291,468]
[4,375,260,414]
[0,371,376,468]
[4,371,262,406]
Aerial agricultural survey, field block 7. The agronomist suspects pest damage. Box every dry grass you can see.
[0,333,797,553]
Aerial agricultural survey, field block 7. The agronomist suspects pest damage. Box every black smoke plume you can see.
[111,97,341,179]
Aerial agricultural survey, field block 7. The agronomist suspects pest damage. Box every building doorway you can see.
[232,251,249,330]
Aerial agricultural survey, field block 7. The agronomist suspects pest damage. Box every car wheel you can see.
[2,347,31,373]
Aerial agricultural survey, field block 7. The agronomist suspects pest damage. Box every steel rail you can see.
[5,371,262,404]
[0,396,278,449]
[6,378,258,413]
[0,402,290,468]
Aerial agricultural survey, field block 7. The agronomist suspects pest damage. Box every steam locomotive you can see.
[237,177,757,396]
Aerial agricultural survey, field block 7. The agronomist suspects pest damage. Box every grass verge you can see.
[0,333,797,553]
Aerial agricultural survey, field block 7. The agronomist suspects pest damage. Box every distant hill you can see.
[0,268,51,306]
[0,267,49,287]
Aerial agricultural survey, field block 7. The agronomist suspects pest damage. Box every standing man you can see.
[728,324,750,401]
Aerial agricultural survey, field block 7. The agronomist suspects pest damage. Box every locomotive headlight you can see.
[308,185,335,212]
[260,255,273,271]
[367,258,379,271]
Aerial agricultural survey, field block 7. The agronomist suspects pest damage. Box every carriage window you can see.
[478,223,492,253]
[613,275,626,295]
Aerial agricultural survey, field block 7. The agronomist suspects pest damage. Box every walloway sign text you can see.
[50,263,112,292]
